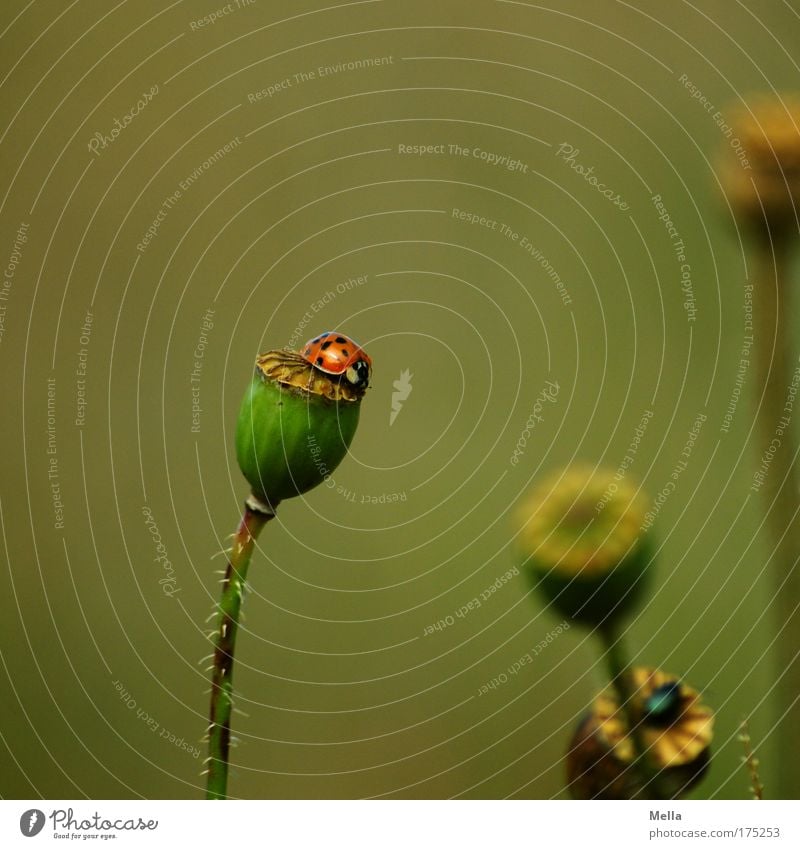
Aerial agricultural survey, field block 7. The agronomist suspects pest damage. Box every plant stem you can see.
[597,622,664,800]
[752,235,800,798]
[738,719,765,800]
[206,501,273,800]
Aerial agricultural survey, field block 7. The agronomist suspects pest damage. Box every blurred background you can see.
[0,0,797,799]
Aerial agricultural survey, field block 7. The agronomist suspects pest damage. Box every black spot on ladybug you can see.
[321,340,332,350]
[315,357,324,366]
[335,336,347,343]
[342,349,349,357]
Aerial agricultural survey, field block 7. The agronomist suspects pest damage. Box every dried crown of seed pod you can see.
[235,336,370,509]
[595,667,714,769]
[721,95,800,236]
[513,464,653,627]
[566,667,714,800]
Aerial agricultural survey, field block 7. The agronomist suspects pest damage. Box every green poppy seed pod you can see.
[566,667,714,800]
[513,465,652,627]
[235,345,368,510]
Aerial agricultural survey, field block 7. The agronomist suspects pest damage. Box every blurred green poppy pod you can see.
[720,95,800,239]
[513,465,652,627]
[235,335,370,510]
[566,667,714,800]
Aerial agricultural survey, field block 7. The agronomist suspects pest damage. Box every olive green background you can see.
[0,0,798,799]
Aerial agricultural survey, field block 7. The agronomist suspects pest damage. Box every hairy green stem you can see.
[206,503,272,800]
[597,622,665,800]
[752,236,800,798]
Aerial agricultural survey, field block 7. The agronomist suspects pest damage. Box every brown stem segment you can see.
[206,502,273,800]
[752,237,800,798]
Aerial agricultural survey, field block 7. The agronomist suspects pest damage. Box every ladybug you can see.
[301,331,371,389]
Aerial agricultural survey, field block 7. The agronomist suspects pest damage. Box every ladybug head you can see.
[345,358,370,389]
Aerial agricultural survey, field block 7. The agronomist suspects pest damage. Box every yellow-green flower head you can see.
[514,465,652,626]
[566,667,714,799]
[721,95,800,237]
